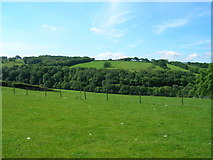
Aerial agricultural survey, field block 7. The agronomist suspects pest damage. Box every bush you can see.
[103,62,111,68]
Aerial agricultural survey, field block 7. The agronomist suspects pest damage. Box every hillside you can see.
[71,60,189,72]
[1,55,211,98]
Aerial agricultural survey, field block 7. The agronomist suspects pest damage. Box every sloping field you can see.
[2,87,211,158]
[167,64,189,72]
[71,61,162,71]
[71,61,188,72]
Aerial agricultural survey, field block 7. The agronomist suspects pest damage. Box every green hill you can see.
[71,60,189,72]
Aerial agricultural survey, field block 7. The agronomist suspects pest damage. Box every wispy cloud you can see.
[182,40,211,47]
[90,2,131,40]
[153,19,188,35]
[152,8,210,35]
[156,50,182,60]
[95,51,126,60]
[41,24,63,31]
[90,27,124,38]
[186,53,199,60]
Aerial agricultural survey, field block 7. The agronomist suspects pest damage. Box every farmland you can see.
[71,60,189,72]
[2,87,211,158]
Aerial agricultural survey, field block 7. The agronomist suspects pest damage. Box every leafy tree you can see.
[103,62,112,68]
[15,55,22,59]
[119,85,130,94]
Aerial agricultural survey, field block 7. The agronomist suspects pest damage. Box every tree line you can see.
[1,63,212,98]
[1,55,95,67]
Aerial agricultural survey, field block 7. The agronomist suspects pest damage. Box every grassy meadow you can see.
[71,60,188,72]
[2,87,211,158]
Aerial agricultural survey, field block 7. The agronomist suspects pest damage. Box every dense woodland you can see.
[1,55,212,98]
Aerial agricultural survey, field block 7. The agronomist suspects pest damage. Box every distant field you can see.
[167,64,189,72]
[2,87,211,158]
[2,60,24,67]
[71,61,189,72]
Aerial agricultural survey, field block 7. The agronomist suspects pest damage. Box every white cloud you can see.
[90,27,106,35]
[95,51,126,60]
[90,2,131,40]
[106,11,130,27]
[156,50,182,60]
[152,8,210,35]
[102,2,130,27]
[153,19,188,35]
[182,40,211,47]
[41,24,63,31]
[90,27,124,38]
[186,53,199,60]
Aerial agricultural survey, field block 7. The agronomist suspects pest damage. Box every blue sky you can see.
[1,2,211,62]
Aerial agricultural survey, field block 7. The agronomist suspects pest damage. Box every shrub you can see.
[103,62,111,68]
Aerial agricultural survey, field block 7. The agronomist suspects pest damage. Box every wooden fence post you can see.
[106,91,108,101]
[182,95,184,106]
[26,87,28,95]
[84,91,86,100]
[139,91,141,104]
[181,90,184,106]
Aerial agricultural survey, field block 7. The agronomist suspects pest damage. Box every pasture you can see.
[71,60,189,72]
[1,87,211,158]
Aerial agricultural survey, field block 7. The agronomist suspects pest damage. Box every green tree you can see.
[119,85,130,94]
[103,62,111,68]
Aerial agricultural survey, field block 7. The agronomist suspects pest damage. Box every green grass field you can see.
[1,59,24,67]
[71,61,189,72]
[71,60,162,71]
[2,87,211,158]
[167,64,189,72]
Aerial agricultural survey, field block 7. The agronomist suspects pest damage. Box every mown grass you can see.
[2,87,211,158]
[71,61,189,72]
[71,61,162,71]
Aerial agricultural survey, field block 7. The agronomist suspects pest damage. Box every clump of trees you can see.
[169,61,188,69]
[23,55,94,66]
[103,62,111,68]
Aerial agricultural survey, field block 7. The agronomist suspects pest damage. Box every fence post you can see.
[26,87,28,95]
[139,91,141,104]
[59,85,62,98]
[106,91,108,101]
[182,95,184,106]
[44,88,47,97]
[84,91,86,100]
[181,90,184,106]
